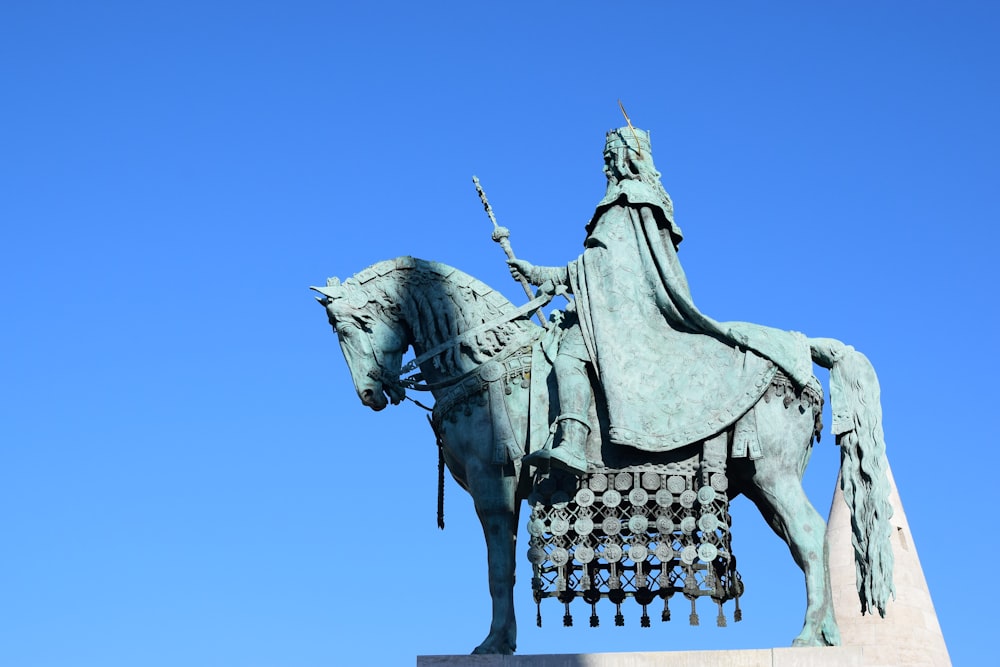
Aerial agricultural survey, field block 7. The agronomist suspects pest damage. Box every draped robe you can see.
[562,179,814,452]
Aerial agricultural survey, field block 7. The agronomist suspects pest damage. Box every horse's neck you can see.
[408,311,481,387]
[378,260,531,390]
[400,273,491,385]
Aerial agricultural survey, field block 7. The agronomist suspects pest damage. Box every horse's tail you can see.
[810,337,895,617]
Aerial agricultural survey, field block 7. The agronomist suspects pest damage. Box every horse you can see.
[313,255,893,655]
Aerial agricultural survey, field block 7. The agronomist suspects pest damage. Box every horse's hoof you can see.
[472,643,514,656]
[793,615,841,647]
[791,631,839,647]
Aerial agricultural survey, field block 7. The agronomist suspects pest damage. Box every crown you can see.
[605,126,651,155]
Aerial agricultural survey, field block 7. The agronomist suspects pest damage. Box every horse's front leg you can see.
[469,468,520,655]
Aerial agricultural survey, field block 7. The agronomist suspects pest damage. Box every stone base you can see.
[418,646,863,666]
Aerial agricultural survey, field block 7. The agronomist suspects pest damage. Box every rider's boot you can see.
[548,415,591,477]
[524,344,593,474]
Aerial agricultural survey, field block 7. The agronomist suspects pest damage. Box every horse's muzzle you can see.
[360,387,388,411]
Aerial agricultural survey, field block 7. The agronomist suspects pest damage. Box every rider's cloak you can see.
[564,178,814,452]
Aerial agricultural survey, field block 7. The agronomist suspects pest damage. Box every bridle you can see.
[359,288,555,395]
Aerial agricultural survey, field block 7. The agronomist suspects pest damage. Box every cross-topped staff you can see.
[472,175,547,327]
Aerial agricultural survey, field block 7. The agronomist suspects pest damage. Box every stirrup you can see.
[523,422,559,471]
[549,445,589,477]
[522,448,552,467]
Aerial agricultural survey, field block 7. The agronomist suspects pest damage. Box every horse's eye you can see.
[336,322,362,340]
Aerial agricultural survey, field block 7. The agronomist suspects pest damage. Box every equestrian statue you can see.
[312,122,894,655]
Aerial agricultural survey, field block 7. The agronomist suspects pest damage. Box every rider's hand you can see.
[507,259,535,284]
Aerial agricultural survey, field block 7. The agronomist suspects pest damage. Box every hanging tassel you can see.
[558,590,575,627]
[430,415,445,530]
[590,603,600,627]
[635,586,654,628]
[684,568,700,627]
[609,586,626,626]
[662,596,671,622]
[536,601,543,628]
[716,600,727,627]
[436,444,445,530]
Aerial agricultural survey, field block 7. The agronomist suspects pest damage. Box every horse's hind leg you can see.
[736,399,840,647]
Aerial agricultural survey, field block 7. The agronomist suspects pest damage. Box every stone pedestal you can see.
[418,647,863,666]
[826,465,951,666]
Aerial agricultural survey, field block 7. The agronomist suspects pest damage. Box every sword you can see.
[472,175,547,327]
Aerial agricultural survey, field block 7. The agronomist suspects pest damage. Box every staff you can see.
[472,175,547,327]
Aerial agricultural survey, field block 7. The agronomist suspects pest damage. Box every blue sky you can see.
[1,2,997,665]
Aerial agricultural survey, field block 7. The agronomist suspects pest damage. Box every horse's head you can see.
[313,278,408,411]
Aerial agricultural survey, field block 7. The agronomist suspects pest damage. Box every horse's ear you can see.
[311,276,343,300]
[310,285,342,300]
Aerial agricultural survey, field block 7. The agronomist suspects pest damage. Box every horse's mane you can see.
[342,256,537,375]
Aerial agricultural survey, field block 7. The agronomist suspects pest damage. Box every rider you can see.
[510,126,685,475]
[511,126,813,476]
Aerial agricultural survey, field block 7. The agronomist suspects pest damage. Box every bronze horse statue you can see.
[314,256,893,655]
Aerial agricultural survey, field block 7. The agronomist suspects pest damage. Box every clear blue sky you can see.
[2,2,996,665]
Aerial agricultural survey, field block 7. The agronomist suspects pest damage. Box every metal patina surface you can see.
[313,125,894,656]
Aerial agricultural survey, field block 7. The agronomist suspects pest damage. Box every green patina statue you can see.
[314,125,894,655]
